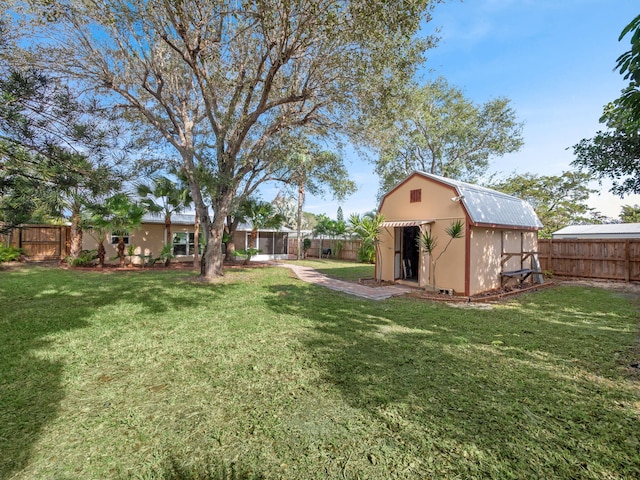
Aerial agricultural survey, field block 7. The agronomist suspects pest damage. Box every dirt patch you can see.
[358,277,397,288]
[403,281,555,304]
[3,259,276,273]
[555,278,640,298]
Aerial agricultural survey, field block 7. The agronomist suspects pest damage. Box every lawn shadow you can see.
[0,267,236,478]
[0,279,89,477]
[265,282,640,478]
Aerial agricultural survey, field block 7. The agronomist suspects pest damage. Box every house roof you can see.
[142,213,196,225]
[383,172,543,230]
[141,213,293,232]
[552,223,640,238]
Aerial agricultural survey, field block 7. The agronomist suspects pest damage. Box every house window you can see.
[172,232,203,256]
[110,232,129,245]
[410,189,422,203]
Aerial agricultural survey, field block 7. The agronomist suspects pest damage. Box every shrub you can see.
[66,249,98,267]
[302,238,312,257]
[233,248,261,265]
[155,244,175,267]
[357,241,375,263]
[0,245,22,263]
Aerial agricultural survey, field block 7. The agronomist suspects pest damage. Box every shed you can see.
[552,223,640,239]
[377,172,543,296]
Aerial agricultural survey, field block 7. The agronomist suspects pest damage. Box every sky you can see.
[284,0,640,221]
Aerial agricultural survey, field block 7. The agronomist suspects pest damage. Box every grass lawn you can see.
[1,263,639,479]
[289,259,374,282]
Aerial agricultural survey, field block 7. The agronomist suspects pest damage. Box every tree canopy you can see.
[572,14,640,196]
[490,171,603,238]
[268,133,356,259]
[0,66,123,235]
[10,0,443,279]
[368,78,523,195]
[620,204,640,223]
[137,174,193,247]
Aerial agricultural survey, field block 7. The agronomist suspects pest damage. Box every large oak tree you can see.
[11,0,442,279]
[367,78,524,195]
[490,171,603,238]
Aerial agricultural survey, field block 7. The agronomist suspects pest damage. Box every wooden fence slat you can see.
[1,225,70,260]
[538,238,640,282]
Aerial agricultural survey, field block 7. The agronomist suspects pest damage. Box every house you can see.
[82,214,291,264]
[552,223,640,239]
[377,172,543,296]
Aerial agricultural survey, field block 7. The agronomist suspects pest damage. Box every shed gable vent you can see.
[410,189,422,203]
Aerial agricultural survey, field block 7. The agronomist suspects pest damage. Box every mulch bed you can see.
[358,278,397,287]
[409,281,555,303]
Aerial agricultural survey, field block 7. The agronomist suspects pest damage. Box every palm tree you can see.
[82,219,109,268]
[268,136,356,260]
[238,198,284,264]
[137,174,192,264]
[85,193,146,267]
[348,212,385,281]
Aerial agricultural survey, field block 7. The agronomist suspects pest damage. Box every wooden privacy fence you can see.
[538,238,640,282]
[2,225,70,261]
[288,238,362,261]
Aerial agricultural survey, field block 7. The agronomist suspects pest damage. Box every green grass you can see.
[1,264,639,479]
[289,259,374,282]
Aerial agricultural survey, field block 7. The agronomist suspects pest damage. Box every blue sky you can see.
[295,0,640,220]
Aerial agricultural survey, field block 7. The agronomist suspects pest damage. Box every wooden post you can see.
[625,239,631,282]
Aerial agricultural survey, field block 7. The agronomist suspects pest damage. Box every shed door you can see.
[402,226,420,281]
[394,227,402,279]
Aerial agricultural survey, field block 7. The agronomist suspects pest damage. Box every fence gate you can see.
[16,225,70,261]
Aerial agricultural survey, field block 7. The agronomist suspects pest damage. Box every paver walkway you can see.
[277,263,416,300]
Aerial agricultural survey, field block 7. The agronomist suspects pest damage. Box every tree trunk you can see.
[193,210,200,268]
[296,183,305,260]
[165,214,172,266]
[201,221,224,278]
[118,237,126,267]
[97,241,105,268]
[224,215,238,262]
[244,228,257,265]
[69,202,83,259]
[225,235,236,262]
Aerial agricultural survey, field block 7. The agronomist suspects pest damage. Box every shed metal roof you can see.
[413,172,543,229]
[552,223,640,238]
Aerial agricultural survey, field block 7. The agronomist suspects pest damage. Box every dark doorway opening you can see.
[402,226,420,281]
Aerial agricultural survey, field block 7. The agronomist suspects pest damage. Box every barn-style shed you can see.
[377,172,543,296]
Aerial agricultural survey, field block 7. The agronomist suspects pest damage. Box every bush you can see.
[357,241,375,263]
[233,248,261,264]
[66,249,98,267]
[0,245,22,263]
[302,238,312,257]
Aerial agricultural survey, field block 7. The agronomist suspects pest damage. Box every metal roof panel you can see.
[416,172,543,229]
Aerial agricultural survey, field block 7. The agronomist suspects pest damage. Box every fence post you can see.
[625,239,631,282]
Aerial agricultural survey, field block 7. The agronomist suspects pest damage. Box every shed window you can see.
[410,189,422,203]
